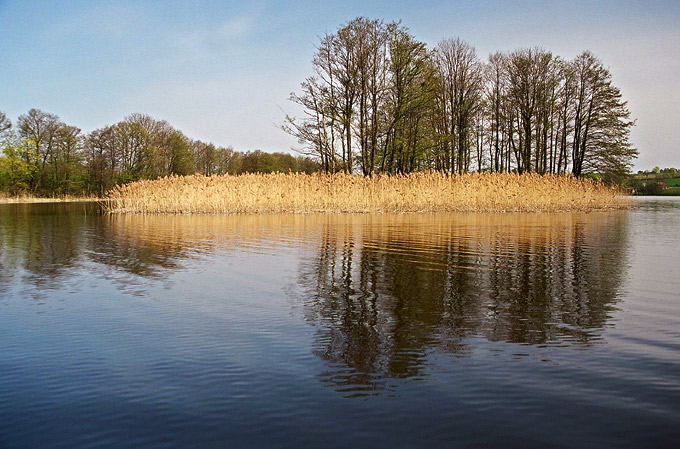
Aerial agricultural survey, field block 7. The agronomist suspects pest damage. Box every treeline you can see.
[0,110,319,196]
[634,166,678,176]
[284,17,637,181]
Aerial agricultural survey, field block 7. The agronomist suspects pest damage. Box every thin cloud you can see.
[50,2,145,40]
[168,12,259,60]
[217,14,257,40]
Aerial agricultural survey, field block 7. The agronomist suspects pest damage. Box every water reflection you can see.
[0,204,191,297]
[297,213,629,395]
[0,205,325,294]
[0,204,630,396]
[0,203,93,293]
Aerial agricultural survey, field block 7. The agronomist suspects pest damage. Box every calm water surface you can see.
[1,198,679,448]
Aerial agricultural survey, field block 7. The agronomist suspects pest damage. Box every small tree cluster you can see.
[285,17,638,181]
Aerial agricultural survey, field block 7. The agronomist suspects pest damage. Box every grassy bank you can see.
[106,172,628,214]
[626,174,680,195]
[652,187,680,196]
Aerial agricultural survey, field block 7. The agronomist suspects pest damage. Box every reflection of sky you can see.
[1,0,678,169]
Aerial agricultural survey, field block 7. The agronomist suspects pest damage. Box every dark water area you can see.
[1,198,679,448]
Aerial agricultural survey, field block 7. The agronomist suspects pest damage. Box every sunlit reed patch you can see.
[105,172,629,214]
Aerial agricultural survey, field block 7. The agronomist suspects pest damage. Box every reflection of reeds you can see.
[105,209,623,247]
[106,172,628,214]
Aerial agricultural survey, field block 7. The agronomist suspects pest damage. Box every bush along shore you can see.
[105,172,629,214]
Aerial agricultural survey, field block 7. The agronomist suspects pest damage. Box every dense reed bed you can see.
[105,172,628,214]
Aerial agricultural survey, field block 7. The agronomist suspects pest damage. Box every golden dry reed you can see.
[105,172,629,214]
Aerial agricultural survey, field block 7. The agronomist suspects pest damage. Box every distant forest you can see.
[284,17,638,182]
[0,110,319,196]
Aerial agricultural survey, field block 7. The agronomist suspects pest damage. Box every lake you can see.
[1,198,679,448]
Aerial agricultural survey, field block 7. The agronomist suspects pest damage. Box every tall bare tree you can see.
[570,51,636,180]
[433,38,483,173]
[381,27,436,173]
[484,52,508,172]
[504,48,553,173]
[283,77,337,173]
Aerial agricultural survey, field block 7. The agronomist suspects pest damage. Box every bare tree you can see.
[433,38,483,173]
[504,48,553,173]
[283,77,337,173]
[570,51,636,180]
[382,27,437,174]
[51,124,83,193]
[0,112,11,137]
[484,52,508,172]
[85,126,116,195]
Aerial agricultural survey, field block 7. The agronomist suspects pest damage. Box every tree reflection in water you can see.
[297,213,629,396]
[0,203,194,297]
[0,203,96,295]
[0,205,630,397]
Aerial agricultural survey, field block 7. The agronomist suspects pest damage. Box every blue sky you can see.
[1,0,678,170]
